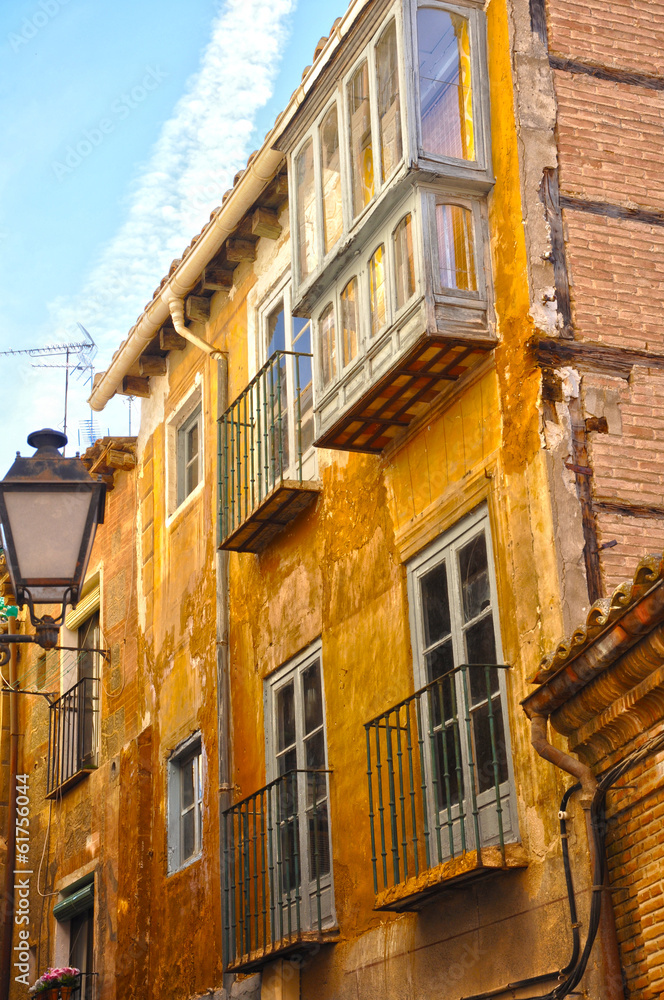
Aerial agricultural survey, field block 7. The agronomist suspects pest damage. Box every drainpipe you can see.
[214,356,234,993]
[0,618,19,1000]
[530,714,625,1000]
[168,297,224,359]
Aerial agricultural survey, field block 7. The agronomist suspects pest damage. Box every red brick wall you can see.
[605,746,664,1000]
[548,0,664,76]
[544,0,664,592]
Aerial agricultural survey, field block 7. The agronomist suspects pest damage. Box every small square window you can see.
[168,737,203,873]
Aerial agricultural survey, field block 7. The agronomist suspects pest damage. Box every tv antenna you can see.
[1,326,97,447]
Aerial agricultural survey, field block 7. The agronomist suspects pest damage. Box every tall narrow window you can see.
[394,215,415,310]
[266,645,333,933]
[376,20,402,182]
[369,245,387,336]
[321,105,343,254]
[437,204,477,292]
[177,402,202,507]
[341,278,360,368]
[296,139,317,280]
[348,61,375,218]
[407,509,517,858]
[168,736,203,873]
[418,9,475,161]
[319,303,337,388]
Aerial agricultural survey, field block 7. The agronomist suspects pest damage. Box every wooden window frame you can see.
[264,642,336,933]
[406,505,518,853]
[167,734,203,875]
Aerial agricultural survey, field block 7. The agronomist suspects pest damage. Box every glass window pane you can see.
[268,305,286,355]
[376,19,402,182]
[466,618,497,677]
[394,215,415,311]
[296,139,317,280]
[186,455,199,498]
[308,798,331,879]
[182,808,195,861]
[302,661,323,734]
[321,105,343,253]
[369,245,386,336]
[181,758,195,809]
[421,562,451,648]
[458,532,490,622]
[341,278,359,367]
[292,315,311,353]
[319,303,337,388]
[305,729,325,774]
[433,724,462,809]
[437,204,477,292]
[278,746,298,777]
[348,60,374,217]
[418,9,475,160]
[472,697,508,792]
[276,682,296,751]
[425,638,454,688]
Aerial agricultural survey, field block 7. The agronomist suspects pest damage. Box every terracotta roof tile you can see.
[532,553,664,684]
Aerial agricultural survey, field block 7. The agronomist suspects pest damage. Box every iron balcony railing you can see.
[47,677,99,795]
[222,769,331,970]
[217,350,313,542]
[365,664,512,897]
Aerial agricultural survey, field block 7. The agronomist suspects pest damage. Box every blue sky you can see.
[0,0,344,472]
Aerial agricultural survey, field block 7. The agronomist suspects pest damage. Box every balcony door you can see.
[407,508,517,859]
[266,644,334,937]
[261,280,314,485]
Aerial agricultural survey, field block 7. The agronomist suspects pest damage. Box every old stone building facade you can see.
[2,1,664,999]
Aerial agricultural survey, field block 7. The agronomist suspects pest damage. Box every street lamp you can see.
[0,428,106,659]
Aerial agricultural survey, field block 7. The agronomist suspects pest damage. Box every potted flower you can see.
[29,967,80,999]
[54,967,80,1000]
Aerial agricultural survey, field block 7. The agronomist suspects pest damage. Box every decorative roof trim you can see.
[522,553,664,719]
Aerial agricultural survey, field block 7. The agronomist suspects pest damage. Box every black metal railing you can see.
[222,769,330,969]
[47,677,99,795]
[365,664,511,896]
[217,350,313,542]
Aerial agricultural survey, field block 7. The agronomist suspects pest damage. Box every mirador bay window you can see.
[291,12,405,289]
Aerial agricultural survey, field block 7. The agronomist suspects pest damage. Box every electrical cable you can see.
[519,727,664,1000]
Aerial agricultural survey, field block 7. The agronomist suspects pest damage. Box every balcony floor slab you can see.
[219,480,321,553]
[373,843,529,912]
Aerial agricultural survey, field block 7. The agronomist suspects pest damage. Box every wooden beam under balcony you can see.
[185,295,211,322]
[314,333,494,453]
[201,263,234,291]
[159,327,187,351]
[219,480,321,553]
[139,355,167,376]
[226,239,257,263]
[119,375,150,398]
[251,207,282,240]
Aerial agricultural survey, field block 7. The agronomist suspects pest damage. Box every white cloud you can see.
[48,0,295,365]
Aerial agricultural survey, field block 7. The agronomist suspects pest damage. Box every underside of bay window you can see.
[313,186,495,452]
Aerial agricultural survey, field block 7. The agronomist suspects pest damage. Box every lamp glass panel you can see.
[3,490,91,582]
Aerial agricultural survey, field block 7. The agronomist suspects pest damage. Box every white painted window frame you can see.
[258,276,316,483]
[165,378,205,521]
[290,4,407,293]
[264,641,336,932]
[406,504,518,853]
[167,733,204,875]
[404,0,492,177]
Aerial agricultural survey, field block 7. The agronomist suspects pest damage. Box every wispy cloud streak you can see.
[48,0,295,357]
